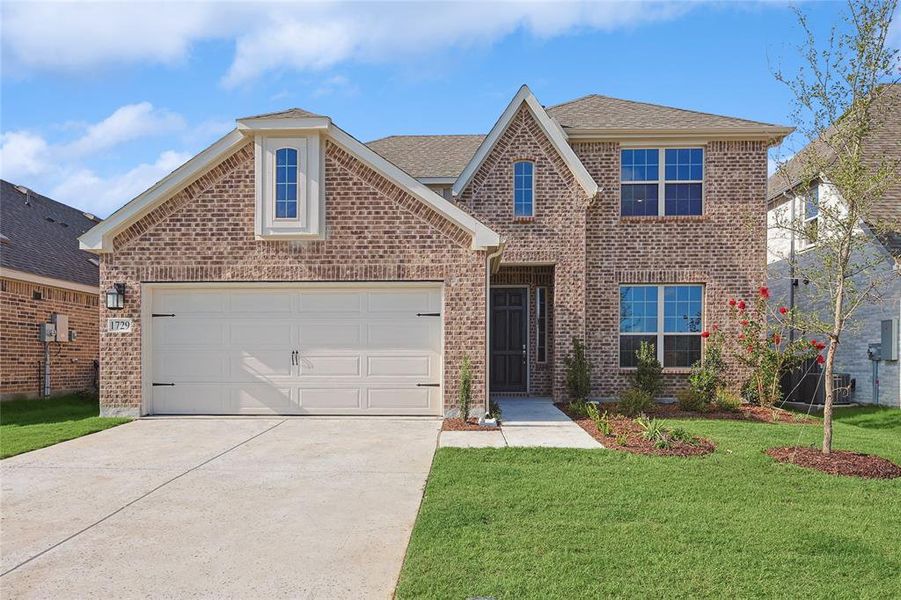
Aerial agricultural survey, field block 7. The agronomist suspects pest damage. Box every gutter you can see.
[482,240,506,420]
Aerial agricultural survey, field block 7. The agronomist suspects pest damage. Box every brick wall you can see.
[457,106,589,400]
[1,277,99,399]
[575,140,769,398]
[99,140,487,416]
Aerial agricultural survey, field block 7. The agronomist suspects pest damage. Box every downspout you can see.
[483,240,506,420]
[788,192,797,344]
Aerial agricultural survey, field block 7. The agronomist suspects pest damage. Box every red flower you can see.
[701,331,710,338]
[759,286,770,299]
[738,333,745,341]
[712,324,720,331]
[747,344,755,353]
[738,300,747,310]
[728,298,737,307]
[741,320,749,327]
[773,334,782,344]
[779,306,788,315]
[811,340,826,351]
[816,354,825,364]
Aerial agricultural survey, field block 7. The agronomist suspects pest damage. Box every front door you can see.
[490,287,527,393]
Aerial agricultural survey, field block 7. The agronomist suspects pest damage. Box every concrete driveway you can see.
[1,417,441,599]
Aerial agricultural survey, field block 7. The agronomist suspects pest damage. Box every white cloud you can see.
[1,2,693,86]
[0,131,50,180]
[51,150,192,217]
[63,102,185,157]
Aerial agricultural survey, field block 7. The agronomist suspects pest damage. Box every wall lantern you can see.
[105,283,125,310]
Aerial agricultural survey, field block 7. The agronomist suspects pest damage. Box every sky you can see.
[1,1,897,218]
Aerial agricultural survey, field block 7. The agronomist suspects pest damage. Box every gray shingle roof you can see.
[767,84,901,257]
[546,94,788,132]
[1,180,100,287]
[240,107,324,120]
[366,134,485,179]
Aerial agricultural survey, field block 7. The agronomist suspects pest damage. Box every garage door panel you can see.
[298,355,361,377]
[299,291,362,313]
[367,355,432,377]
[299,388,361,409]
[150,285,443,415]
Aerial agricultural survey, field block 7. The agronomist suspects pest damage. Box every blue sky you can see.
[1,1,894,217]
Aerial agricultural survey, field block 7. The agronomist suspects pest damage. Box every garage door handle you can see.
[416,313,441,317]
[417,383,440,387]
[152,383,175,387]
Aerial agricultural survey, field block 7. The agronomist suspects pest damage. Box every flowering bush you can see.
[724,287,821,406]
[687,327,726,407]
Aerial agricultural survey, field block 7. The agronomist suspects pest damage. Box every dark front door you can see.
[490,287,527,393]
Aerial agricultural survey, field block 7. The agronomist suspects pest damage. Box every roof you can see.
[0,179,101,288]
[366,135,484,179]
[546,94,792,136]
[767,84,901,256]
[239,107,324,120]
[453,85,599,198]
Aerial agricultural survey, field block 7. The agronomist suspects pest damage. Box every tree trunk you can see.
[823,276,846,455]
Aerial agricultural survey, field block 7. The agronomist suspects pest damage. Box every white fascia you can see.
[452,84,599,199]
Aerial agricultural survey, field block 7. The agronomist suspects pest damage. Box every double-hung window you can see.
[619,284,704,368]
[514,161,534,217]
[621,148,704,216]
[802,185,819,246]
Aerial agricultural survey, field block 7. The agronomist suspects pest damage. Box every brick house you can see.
[80,86,791,417]
[1,180,101,399]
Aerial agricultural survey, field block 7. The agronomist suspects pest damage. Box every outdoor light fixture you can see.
[105,283,125,310]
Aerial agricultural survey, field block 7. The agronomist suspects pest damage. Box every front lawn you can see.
[397,407,900,599]
[0,394,130,459]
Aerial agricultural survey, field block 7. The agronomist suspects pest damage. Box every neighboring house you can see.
[1,180,101,399]
[79,86,790,417]
[767,85,901,408]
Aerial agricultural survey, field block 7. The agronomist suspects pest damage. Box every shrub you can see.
[635,415,670,449]
[688,329,726,405]
[584,402,612,436]
[715,389,741,412]
[458,354,472,421]
[488,397,503,421]
[615,433,628,446]
[568,399,589,418]
[564,337,592,402]
[676,388,707,412]
[618,388,652,417]
[631,341,663,398]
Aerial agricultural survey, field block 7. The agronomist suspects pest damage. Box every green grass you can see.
[1,394,130,459]
[397,407,901,599]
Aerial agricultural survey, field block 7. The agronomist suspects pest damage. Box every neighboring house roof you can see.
[239,107,325,120]
[546,94,792,138]
[453,85,599,198]
[0,179,101,288]
[767,84,901,256]
[366,135,485,179]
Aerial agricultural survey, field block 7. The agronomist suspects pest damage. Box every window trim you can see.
[513,160,535,218]
[536,286,547,363]
[255,134,324,240]
[620,146,705,217]
[274,146,300,222]
[618,283,705,369]
[800,184,819,249]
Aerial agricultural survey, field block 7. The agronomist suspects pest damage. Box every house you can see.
[767,85,901,408]
[79,86,791,417]
[1,180,102,399]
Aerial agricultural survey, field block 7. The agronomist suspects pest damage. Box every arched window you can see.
[275,147,298,219]
[513,161,534,217]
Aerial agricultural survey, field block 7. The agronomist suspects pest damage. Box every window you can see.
[802,185,819,245]
[514,161,534,217]
[621,148,704,216]
[536,287,547,363]
[619,284,703,368]
[275,147,298,219]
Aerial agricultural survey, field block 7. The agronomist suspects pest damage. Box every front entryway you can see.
[490,287,527,393]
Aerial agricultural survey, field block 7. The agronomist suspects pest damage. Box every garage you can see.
[147,284,443,415]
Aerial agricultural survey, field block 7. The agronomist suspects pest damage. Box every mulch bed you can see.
[557,404,715,457]
[442,418,500,432]
[650,403,815,424]
[766,447,901,479]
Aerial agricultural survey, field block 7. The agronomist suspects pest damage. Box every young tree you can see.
[771,0,899,453]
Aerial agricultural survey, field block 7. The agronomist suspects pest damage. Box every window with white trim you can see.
[256,135,323,239]
[621,148,704,217]
[275,147,298,219]
[619,284,704,368]
[536,286,547,363]
[802,185,819,246]
[514,161,534,217]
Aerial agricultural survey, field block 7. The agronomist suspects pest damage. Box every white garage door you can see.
[148,285,443,415]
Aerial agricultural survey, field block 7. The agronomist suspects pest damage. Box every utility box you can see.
[881,318,899,361]
[39,323,57,342]
[51,313,69,343]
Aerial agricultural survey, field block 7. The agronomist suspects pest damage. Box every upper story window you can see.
[802,185,819,246]
[275,148,298,219]
[621,148,704,217]
[619,284,704,368]
[514,161,534,217]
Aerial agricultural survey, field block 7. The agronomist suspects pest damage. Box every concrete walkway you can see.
[1,417,440,599]
[439,398,602,449]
